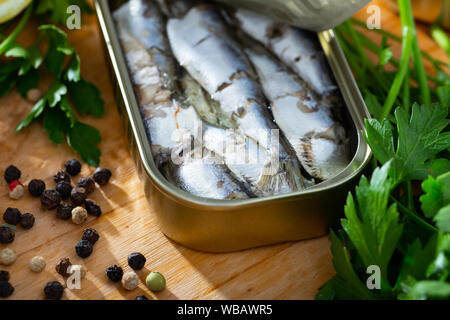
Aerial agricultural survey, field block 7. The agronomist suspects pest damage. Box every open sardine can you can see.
[95,0,372,252]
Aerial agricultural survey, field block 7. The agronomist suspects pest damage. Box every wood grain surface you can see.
[0,1,448,300]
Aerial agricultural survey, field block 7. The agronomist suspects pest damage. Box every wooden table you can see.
[0,1,448,300]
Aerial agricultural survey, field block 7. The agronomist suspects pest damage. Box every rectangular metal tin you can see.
[95,0,372,252]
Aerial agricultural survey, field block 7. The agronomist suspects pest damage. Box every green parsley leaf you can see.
[379,48,393,66]
[64,54,80,82]
[67,122,101,166]
[44,107,71,144]
[16,98,46,131]
[399,278,450,300]
[340,162,403,287]
[17,68,39,98]
[316,231,376,300]
[46,81,67,107]
[365,103,450,186]
[420,172,450,218]
[434,205,450,233]
[39,25,74,77]
[67,78,105,117]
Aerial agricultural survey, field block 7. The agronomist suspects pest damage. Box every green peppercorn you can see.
[145,271,166,292]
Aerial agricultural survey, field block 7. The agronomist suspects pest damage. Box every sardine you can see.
[202,124,304,197]
[246,47,350,181]
[166,5,275,149]
[232,8,337,96]
[115,2,252,200]
[164,150,250,200]
[167,4,308,191]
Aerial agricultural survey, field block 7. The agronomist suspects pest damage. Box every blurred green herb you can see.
[318,0,450,300]
[0,0,103,166]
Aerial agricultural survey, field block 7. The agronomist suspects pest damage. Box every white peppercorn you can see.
[71,206,88,225]
[122,271,139,291]
[30,256,46,273]
[0,248,17,266]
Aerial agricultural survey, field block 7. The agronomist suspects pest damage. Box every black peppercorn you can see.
[55,258,72,277]
[93,167,112,186]
[53,170,70,184]
[55,181,72,200]
[0,226,14,244]
[0,271,9,282]
[40,189,61,210]
[127,252,146,270]
[70,187,87,206]
[77,177,95,194]
[85,199,102,217]
[75,240,93,258]
[64,159,81,176]
[19,213,35,229]
[106,265,123,282]
[135,295,149,300]
[56,203,73,220]
[4,165,21,183]
[3,208,22,225]
[0,281,14,298]
[28,179,46,197]
[81,228,100,245]
[43,281,64,300]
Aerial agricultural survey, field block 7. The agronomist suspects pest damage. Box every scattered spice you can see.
[55,258,72,277]
[70,187,87,206]
[0,281,14,298]
[56,203,73,220]
[122,271,139,291]
[67,265,86,279]
[71,206,88,225]
[93,167,112,186]
[77,177,95,194]
[0,226,15,244]
[40,189,61,210]
[64,159,81,176]
[145,271,166,292]
[53,170,70,184]
[0,248,16,266]
[106,265,123,282]
[55,181,72,200]
[28,179,46,197]
[75,240,93,258]
[9,180,25,200]
[85,199,102,217]
[30,256,46,273]
[128,252,146,270]
[4,165,21,183]
[3,208,22,225]
[44,281,64,300]
[81,228,100,245]
[20,213,35,229]
[135,295,149,300]
[0,270,9,282]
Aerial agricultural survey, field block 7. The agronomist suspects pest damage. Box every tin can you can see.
[94,0,372,253]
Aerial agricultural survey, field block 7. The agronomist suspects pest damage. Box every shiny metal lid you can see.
[214,0,371,31]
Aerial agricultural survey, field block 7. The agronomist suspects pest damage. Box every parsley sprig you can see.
[0,1,104,166]
[318,0,450,300]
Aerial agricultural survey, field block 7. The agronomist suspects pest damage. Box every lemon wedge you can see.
[0,0,32,24]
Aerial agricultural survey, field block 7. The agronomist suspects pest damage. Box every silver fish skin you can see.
[246,48,350,181]
[233,8,337,96]
[166,5,278,150]
[114,0,175,89]
[202,124,303,197]
[166,150,250,200]
[114,3,200,166]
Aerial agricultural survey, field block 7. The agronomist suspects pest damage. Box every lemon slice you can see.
[0,0,32,24]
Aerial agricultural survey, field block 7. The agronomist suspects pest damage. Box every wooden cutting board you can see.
[0,1,447,300]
